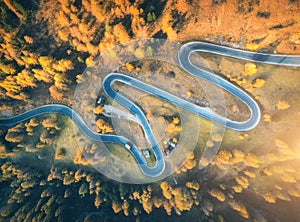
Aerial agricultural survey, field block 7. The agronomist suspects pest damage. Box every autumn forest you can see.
[1,0,300,222]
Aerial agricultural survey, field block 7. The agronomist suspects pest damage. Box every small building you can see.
[143,149,150,158]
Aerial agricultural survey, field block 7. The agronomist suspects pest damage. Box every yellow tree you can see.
[38,56,55,74]
[53,59,73,73]
[228,200,249,219]
[15,70,36,88]
[24,36,34,44]
[90,0,106,22]
[95,119,113,134]
[161,12,177,40]
[243,62,257,75]
[153,197,163,208]
[253,79,265,88]
[32,69,53,83]
[142,200,153,214]
[42,117,60,130]
[0,62,16,74]
[208,189,226,202]
[49,85,64,100]
[175,0,189,14]
[3,0,25,21]
[113,23,131,44]
[54,73,69,90]
[94,195,101,208]
[163,201,172,215]
[186,182,200,191]
[276,101,290,110]
[0,76,21,93]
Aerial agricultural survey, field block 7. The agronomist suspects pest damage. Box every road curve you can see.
[1,42,299,178]
[178,42,300,130]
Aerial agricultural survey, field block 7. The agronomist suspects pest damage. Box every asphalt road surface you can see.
[1,42,299,178]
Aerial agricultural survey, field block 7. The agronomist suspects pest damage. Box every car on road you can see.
[96,95,105,106]
[125,143,132,150]
[163,138,178,156]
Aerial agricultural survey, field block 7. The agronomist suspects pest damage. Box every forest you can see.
[1,0,300,221]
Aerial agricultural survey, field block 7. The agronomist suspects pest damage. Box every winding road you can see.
[1,42,299,178]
